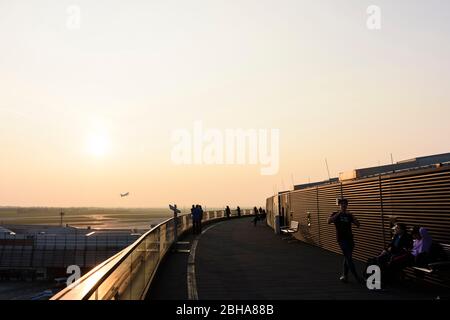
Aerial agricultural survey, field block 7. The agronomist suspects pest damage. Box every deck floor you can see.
[147,217,447,300]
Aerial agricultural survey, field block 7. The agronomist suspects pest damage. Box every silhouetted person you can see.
[377,223,413,264]
[328,198,362,284]
[237,206,241,217]
[225,206,231,219]
[253,206,259,226]
[376,223,413,282]
[410,226,433,267]
[197,205,204,234]
[191,204,199,235]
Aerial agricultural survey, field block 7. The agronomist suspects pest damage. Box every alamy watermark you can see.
[170,121,280,175]
[366,265,381,290]
[66,5,81,30]
[367,5,381,30]
[66,265,81,288]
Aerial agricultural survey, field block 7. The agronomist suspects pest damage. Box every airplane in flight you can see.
[120,192,129,198]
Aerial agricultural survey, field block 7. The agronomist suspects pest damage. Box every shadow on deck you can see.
[147,217,446,300]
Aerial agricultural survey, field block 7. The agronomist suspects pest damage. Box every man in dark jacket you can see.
[376,223,413,281]
[377,223,413,264]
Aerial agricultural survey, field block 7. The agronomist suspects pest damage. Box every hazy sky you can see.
[1,0,449,208]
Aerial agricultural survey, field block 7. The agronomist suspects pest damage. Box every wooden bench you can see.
[281,221,299,243]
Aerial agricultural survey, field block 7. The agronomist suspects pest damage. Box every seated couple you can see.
[367,223,432,283]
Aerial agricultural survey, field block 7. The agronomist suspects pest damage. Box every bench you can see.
[412,243,450,275]
[280,221,299,243]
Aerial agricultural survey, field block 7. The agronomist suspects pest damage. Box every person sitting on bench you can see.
[386,226,434,281]
[410,226,433,267]
[376,223,413,282]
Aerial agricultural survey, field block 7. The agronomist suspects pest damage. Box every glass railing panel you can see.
[93,254,132,300]
[159,223,173,257]
[52,211,254,300]
[186,215,192,229]
[177,216,183,235]
[129,241,147,299]
[144,229,160,284]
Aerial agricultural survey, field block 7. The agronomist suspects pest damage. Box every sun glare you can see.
[86,132,111,157]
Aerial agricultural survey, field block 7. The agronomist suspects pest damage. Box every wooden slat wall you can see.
[381,167,450,286]
[317,184,342,256]
[290,188,320,245]
[341,177,385,261]
[381,168,450,243]
[280,193,289,225]
[267,165,450,287]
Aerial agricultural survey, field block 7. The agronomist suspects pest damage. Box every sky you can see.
[1,0,450,208]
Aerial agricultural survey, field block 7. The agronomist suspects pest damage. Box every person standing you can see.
[225,206,231,219]
[237,206,241,218]
[253,206,259,226]
[191,204,199,235]
[328,198,362,283]
[197,205,204,234]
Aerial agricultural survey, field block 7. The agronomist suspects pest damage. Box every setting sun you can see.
[86,132,111,157]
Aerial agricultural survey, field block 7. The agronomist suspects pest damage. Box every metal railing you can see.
[51,209,253,300]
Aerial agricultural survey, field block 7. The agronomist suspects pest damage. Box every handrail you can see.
[51,209,254,300]
[51,216,174,300]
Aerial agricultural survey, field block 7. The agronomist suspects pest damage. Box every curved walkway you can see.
[147,217,444,300]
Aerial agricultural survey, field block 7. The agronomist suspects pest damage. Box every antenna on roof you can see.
[390,153,394,165]
[325,158,331,181]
